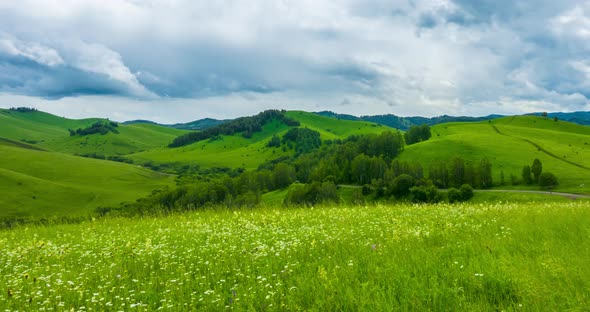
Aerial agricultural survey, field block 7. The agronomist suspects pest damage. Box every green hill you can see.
[130,111,393,170]
[0,143,175,219]
[397,116,590,193]
[3,108,589,221]
[284,111,388,139]
[0,108,188,156]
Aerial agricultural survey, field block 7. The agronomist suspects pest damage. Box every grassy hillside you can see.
[0,144,175,219]
[0,109,187,156]
[1,202,589,310]
[397,116,590,193]
[130,111,393,170]
[285,111,389,139]
[0,109,97,142]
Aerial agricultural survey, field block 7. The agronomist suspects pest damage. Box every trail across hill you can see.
[490,124,590,170]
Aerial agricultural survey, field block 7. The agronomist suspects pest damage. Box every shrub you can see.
[410,185,441,203]
[389,174,415,198]
[361,184,372,196]
[539,172,558,190]
[459,184,474,201]
[284,182,339,206]
[447,188,462,203]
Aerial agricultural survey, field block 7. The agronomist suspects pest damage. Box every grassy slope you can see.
[397,116,590,193]
[131,111,393,170]
[0,109,187,155]
[0,144,175,219]
[1,202,588,310]
[284,110,390,139]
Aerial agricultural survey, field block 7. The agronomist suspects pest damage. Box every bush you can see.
[447,184,474,203]
[389,174,415,198]
[447,188,462,203]
[284,182,339,206]
[459,184,474,201]
[410,185,441,203]
[539,172,558,190]
[361,184,372,196]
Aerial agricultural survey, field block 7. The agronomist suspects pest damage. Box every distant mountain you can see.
[169,118,231,130]
[314,111,504,130]
[124,118,231,130]
[123,111,590,132]
[122,119,160,126]
[526,111,590,125]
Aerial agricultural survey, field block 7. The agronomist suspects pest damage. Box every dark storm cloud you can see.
[0,53,138,99]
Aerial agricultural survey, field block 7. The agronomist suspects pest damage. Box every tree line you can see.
[9,107,38,113]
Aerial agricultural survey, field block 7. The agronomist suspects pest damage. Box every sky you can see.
[0,0,589,123]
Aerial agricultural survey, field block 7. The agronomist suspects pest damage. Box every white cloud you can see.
[551,4,590,39]
[0,0,588,118]
[0,34,64,66]
[63,40,155,98]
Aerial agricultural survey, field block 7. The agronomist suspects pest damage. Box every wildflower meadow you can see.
[1,202,589,310]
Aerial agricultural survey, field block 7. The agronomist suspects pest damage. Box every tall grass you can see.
[1,202,589,310]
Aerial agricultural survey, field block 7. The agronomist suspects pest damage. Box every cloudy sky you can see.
[0,0,589,123]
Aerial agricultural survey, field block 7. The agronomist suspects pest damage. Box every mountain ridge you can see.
[122,111,590,131]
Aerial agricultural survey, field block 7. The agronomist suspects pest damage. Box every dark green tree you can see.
[450,158,465,188]
[531,158,542,183]
[273,163,295,189]
[267,134,281,147]
[522,165,533,185]
[479,158,493,188]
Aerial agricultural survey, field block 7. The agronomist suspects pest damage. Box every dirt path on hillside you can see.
[489,124,590,170]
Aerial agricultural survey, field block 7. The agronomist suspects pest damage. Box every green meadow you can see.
[1,202,589,310]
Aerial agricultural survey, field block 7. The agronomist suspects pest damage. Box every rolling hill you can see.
[0,142,175,219]
[0,108,188,156]
[315,110,590,130]
[129,111,393,170]
[397,116,590,193]
[2,107,590,221]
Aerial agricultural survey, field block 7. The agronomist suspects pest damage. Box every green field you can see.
[398,116,590,193]
[0,143,174,219]
[1,202,589,310]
